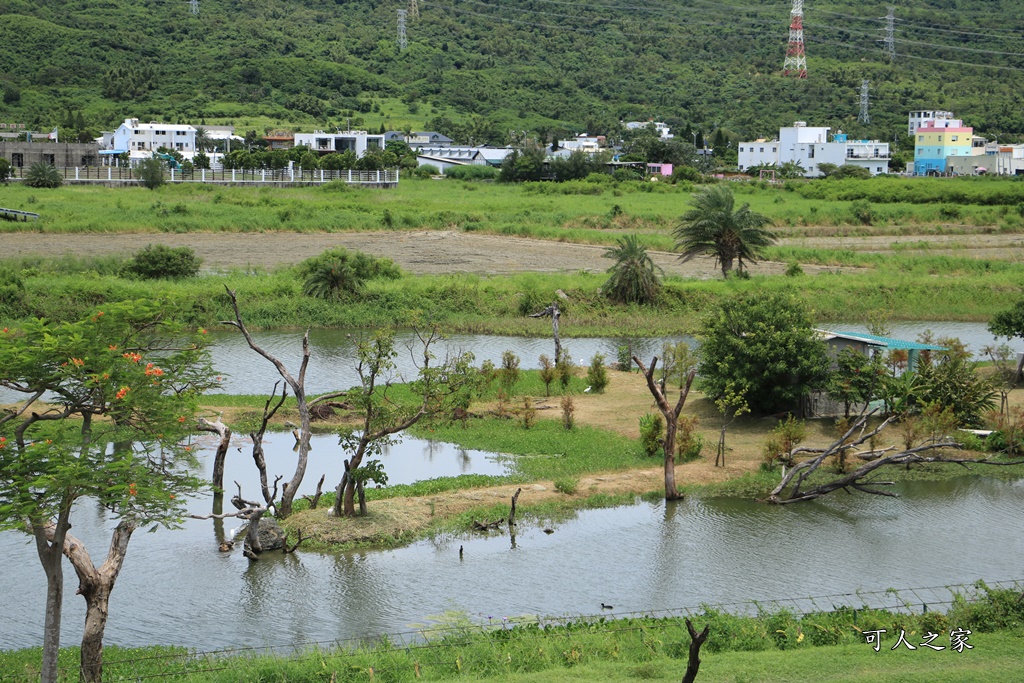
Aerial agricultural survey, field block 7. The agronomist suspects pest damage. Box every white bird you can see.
[584,386,592,393]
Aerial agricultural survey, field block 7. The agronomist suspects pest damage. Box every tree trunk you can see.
[681,619,710,683]
[508,487,522,526]
[198,418,231,494]
[633,357,696,502]
[357,481,367,516]
[33,522,65,683]
[45,520,134,683]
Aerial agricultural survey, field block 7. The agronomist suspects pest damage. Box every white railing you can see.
[43,167,400,186]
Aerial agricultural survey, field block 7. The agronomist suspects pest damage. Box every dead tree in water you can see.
[197,417,231,502]
[529,302,561,362]
[767,412,1024,504]
[633,356,697,501]
[222,288,311,518]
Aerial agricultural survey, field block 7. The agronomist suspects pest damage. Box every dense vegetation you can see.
[4,1,1024,146]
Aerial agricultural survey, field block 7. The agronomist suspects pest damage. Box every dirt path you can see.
[2,230,842,278]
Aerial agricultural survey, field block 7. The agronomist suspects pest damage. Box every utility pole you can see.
[189,0,199,15]
[883,6,896,62]
[858,80,870,124]
[409,0,419,20]
[783,0,807,78]
[397,9,408,51]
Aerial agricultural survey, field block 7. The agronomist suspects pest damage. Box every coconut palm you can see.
[673,185,776,277]
[602,233,663,305]
[194,126,212,154]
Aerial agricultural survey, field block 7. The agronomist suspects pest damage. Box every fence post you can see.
[171,168,175,182]
[320,169,324,183]
[108,167,112,181]
[201,169,205,182]
[232,169,236,183]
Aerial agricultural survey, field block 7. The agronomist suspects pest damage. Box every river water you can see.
[1,427,1022,652]
[204,321,1011,396]
[2,323,1022,652]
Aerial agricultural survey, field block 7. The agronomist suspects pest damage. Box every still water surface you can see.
[1,427,1021,652]
[206,322,1011,396]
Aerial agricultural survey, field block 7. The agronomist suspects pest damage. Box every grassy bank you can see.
[3,252,1023,332]
[4,177,1024,238]
[4,585,1021,682]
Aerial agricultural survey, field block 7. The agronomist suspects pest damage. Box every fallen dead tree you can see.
[767,411,1024,504]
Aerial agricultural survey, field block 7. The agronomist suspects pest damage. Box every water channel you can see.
[2,322,1022,652]
[204,321,1012,396]
[1,429,1022,651]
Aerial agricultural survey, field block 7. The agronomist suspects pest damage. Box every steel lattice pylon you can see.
[783,0,807,78]
[858,79,870,124]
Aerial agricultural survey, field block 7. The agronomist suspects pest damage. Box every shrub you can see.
[586,353,609,393]
[784,261,804,277]
[500,350,520,391]
[553,477,579,494]
[23,161,62,188]
[617,344,633,372]
[298,247,401,300]
[539,355,556,396]
[556,349,574,392]
[560,394,575,430]
[639,413,664,457]
[137,157,166,190]
[0,157,11,182]
[445,165,500,181]
[122,244,201,279]
[414,164,440,178]
[520,396,536,429]
[676,415,703,462]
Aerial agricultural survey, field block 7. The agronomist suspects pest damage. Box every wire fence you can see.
[5,578,1019,682]
[8,167,400,186]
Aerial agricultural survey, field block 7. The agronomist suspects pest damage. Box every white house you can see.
[107,118,198,161]
[415,146,514,172]
[625,121,673,139]
[738,122,889,177]
[292,130,384,157]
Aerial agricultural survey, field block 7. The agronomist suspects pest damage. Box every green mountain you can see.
[2,0,1024,143]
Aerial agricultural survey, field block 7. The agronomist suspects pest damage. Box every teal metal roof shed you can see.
[831,331,947,351]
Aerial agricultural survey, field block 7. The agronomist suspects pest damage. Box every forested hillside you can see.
[2,0,1024,144]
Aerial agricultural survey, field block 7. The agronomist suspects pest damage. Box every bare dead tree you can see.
[529,302,561,362]
[767,412,1024,504]
[249,382,288,509]
[633,356,697,501]
[508,487,522,526]
[222,287,311,517]
[196,417,231,500]
[302,474,326,510]
[681,619,710,683]
[190,481,279,559]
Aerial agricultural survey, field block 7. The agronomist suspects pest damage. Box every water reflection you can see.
[0,476,1021,651]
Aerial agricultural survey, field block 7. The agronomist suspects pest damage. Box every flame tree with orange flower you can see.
[0,302,216,683]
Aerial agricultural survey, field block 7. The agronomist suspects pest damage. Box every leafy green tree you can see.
[193,151,211,169]
[602,233,663,305]
[333,329,475,516]
[499,146,545,182]
[0,303,214,683]
[674,185,776,277]
[989,300,1024,343]
[23,161,62,188]
[697,292,831,414]
[586,353,609,393]
[827,348,886,417]
[137,157,166,190]
[0,157,11,182]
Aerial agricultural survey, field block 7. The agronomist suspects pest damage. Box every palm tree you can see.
[23,161,62,188]
[194,126,212,154]
[602,233,663,305]
[673,185,776,277]
[302,258,361,300]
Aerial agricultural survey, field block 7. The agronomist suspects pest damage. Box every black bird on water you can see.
[600,603,613,610]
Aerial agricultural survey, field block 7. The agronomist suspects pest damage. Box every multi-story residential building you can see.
[292,129,384,156]
[106,118,197,160]
[908,110,954,136]
[624,121,673,139]
[913,116,972,175]
[738,122,889,177]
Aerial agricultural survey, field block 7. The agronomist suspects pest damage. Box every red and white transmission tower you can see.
[783,0,807,78]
